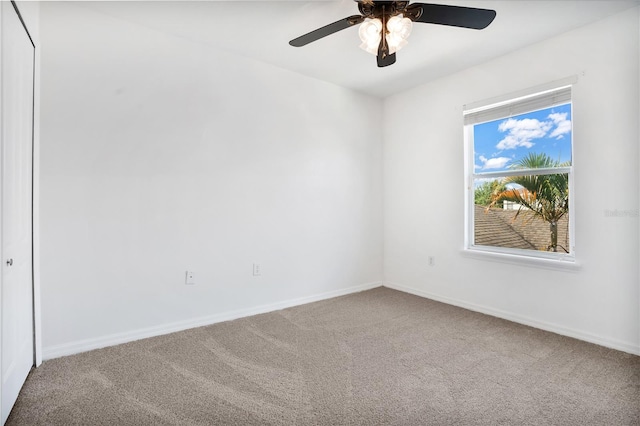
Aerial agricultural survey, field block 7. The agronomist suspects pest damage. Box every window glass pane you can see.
[473,174,570,253]
[473,103,572,174]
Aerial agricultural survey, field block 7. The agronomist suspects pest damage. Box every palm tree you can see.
[490,152,569,252]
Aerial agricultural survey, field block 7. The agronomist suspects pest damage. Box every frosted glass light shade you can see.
[386,14,412,54]
[358,18,382,55]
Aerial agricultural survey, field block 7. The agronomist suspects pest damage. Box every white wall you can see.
[40,3,640,359]
[39,3,383,358]
[383,8,640,354]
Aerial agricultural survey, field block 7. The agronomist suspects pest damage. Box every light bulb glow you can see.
[358,18,382,55]
[385,14,412,54]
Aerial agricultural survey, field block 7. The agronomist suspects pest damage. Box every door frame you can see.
[0,1,41,392]
[2,0,42,373]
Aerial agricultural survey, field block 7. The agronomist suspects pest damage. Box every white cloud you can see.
[478,155,510,170]
[496,135,534,150]
[495,112,571,149]
[548,112,572,139]
[496,118,551,150]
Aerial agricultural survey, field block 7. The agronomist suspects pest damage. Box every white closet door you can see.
[1,2,35,423]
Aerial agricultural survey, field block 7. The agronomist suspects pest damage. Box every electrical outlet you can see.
[253,263,261,276]
[428,256,435,267]
[185,271,195,285]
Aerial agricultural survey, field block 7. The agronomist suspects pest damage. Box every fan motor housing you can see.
[357,1,419,21]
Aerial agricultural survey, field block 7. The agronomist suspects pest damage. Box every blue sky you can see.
[474,103,572,173]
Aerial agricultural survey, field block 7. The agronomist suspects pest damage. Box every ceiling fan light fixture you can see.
[289,2,497,67]
[358,18,382,55]
[386,14,412,54]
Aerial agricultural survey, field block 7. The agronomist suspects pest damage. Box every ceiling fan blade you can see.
[406,3,496,30]
[289,15,365,47]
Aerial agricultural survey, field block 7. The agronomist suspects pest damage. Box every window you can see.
[464,85,574,262]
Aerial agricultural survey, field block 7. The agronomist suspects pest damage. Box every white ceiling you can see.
[80,0,640,98]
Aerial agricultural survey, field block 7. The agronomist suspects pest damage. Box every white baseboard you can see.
[43,281,383,360]
[384,281,640,356]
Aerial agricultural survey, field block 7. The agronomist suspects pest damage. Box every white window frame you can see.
[463,80,577,268]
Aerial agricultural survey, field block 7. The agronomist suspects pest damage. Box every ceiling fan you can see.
[289,1,496,67]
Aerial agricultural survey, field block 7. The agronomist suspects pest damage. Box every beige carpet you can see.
[8,287,640,425]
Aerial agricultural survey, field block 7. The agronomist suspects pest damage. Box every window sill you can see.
[460,248,581,272]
